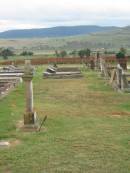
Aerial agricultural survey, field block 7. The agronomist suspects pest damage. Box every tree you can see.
[60,50,67,58]
[55,50,59,57]
[20,51,33,56]
[116,52,125,59]
[0,49,14,60]
[116,47,127,70]
[70,50,77,57]
[78,49,91,59]
[78,50,85,58]
[28,52,33,56]
[84,48,91,58]
[116,47,126,59]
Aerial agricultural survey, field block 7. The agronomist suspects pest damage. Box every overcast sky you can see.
[0,0,130,32]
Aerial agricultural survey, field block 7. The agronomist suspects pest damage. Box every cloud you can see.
[0,0,130,31]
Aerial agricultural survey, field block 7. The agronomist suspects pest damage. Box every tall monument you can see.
[22,60,38,128]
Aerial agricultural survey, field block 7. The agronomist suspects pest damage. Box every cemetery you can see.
[0,56,130,173]
[0,0,130,171]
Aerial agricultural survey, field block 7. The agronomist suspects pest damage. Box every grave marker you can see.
[22,60,38,128]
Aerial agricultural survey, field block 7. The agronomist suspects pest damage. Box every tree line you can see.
[55,48,91,58]
[0,47,127,60]
[0,48,34,60]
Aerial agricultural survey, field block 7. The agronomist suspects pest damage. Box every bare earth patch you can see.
[10,139,21,147]
[111,111,130,117]
[3,169,12,173]
[0,139,21,149]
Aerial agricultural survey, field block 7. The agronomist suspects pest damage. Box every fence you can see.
[0,56,129,66]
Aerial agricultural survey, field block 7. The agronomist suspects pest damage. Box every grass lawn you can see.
[0,65,130,173]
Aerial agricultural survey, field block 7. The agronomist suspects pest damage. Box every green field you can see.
[0,65,130,173]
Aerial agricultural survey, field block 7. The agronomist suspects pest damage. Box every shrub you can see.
[0,49,14,60]
[116,48,126,59]
[20,51,33,56]
[78,49,91,58]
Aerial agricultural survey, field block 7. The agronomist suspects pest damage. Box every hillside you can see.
[0,25,117,39]
[0,26,130,54]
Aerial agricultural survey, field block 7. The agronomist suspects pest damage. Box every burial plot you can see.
[43,66,83,79]
[0,65,23,97]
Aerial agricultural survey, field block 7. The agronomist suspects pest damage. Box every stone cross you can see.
[22,60,37,128]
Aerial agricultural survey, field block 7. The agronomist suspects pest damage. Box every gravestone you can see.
[100,57,109,78]
[121,72,129,91]
[109,69,116,85]
[95,52,100,70]
[22,60,38,128]
[116,58,127,70]
[90,59,95,70]
[116,64,122,89]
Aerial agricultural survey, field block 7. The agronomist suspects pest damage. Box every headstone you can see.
[116,64,122,89]
[100,57,109,78]
[22,60,38,128]
[46,67,56,73]
[95,52,100,70]
[90,59,95,70]
[109,69,116,85]
[117,59,127,70]
[116,64,129,91]
[99,57,104,74]
[121,72,129,91]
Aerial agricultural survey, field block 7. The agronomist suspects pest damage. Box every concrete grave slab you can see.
[0,141,10,148]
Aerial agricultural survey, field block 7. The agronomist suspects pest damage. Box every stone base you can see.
[16,120,40,132]
[22,124,39,132]
[24,111,37,125]
[23,112,39,131]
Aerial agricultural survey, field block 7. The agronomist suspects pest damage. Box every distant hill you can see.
[0,25,118,39]
[78,26,130,49]
[1,26,130,54]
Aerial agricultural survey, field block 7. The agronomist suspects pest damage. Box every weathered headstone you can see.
[22,60,38,128]
[121,72,129,91]
[116,64,129,91]
[99,57,104,75]
[116,58,127,70]
[116,64,122,89]
[109,69,116,85]
[90,59,95,70]
[95,52,100,70]
[100,57,109,78]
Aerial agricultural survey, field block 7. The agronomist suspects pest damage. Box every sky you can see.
[0,0,130,32]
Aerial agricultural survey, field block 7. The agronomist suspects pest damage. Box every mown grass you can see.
[0,65,130,173]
